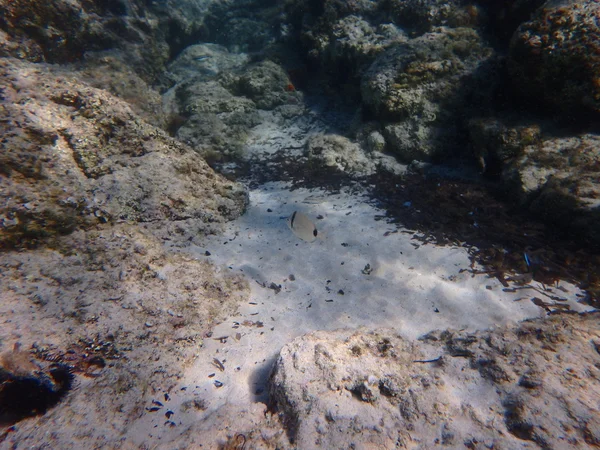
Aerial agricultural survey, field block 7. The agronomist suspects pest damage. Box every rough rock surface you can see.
[305,133,406,177]
[468,118,542,175]
[509,0,600,115]
[72,52,169,129]
[270,313,600,449]
[0,57,247,249]
[163,46,303,160]
[282,0,476,85]
[0,225,254,448]
[306,134,377,176]
[503,133,600,248]
[387,0,475,34]
[0,0,175,83]
[361,27,492,161]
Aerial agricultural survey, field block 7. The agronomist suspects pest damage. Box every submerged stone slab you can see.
[270,313,600,448]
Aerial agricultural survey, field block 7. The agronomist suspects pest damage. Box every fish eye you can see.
[313,229,318,237]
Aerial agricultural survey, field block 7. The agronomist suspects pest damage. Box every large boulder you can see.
[270,313,600,448]
[387,0,476,34]
[163,48,302,160]
[0,57,248,249]
[0,0,175,82]
[503,133,600,248]
[509,0,600,116]
[361,27,492,161]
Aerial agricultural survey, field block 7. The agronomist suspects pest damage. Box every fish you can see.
[287,211,318,242]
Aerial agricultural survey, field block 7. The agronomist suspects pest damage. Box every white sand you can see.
[129,180,593,443]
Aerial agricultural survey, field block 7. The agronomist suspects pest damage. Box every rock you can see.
[362,27,492,161]
[0,224,252,447]
[0,0,174,82]
[173,78,261,158]
[270,313,600,448]
[366,130,386,153]
[73,51,169,129]
[231,60,300,110]
[317,14,408,76]
[282,0,479,100]
[282,0,407,99]
[0,57,248,249]
[202,0,284,52]
[163,43,250,87]
[0,0,121,63]
[305,134,376,176]
[387,0,476,34]
[509,0,600,116]
[468,118,541,175]
[165,53,302,159]
[502,133,600,248]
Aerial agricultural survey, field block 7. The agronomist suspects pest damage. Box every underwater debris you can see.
[221,433,246,450]
[212,358,225,372]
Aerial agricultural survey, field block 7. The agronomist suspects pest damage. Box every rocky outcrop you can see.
[509,0,600,116]
[503,133,600,248]
[283,0,477,74]
[305,133,406,177]
[270,313,600,448]
[0,222,252,448]
[162,46,303,160]
[0,57,248,249]
[0,0,174,82]
[468,118,542,175]
[362,27,492,161]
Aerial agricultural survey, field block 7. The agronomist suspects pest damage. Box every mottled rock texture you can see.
[362,27,492,161]
[509,0,600,116]
[0,57,248,249]
[0,0,173,82]
[270,313,600,449]
[306,134,375,175]
[503,133,600,248]
[0,224,253,448]
[163,47,303,159]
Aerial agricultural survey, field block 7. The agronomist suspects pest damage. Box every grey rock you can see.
[0,57,248,249]
[305,134,376,176]
[502,133,600,246]
[387,0,476,34]
[270,313,600,449]
[468,118,541,173]
[230,60,301,110]
[366,131,386,153]
[166,56,302,159]
[361,27,492,161]
[164,43,250,86]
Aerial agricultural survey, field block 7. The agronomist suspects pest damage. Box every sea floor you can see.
[126,179,593,445]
